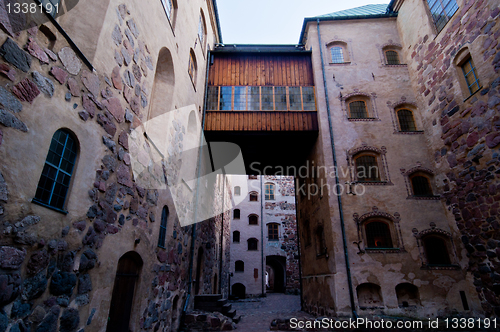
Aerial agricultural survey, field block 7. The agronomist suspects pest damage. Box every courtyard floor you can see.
[231,293,315,331]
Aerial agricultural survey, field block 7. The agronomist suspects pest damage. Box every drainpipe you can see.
[219,173,225,295]
[294,178,304,307]
[260,175,265,296]
[182,49,213,319]
[316,19,358,319]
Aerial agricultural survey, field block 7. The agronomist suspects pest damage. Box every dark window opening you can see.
[385,50,400,65]
[349,101,368,119]
[157,206,169,248]
[233,231,240,243]
[423,235,451,265]
[233,209,240,219]
[248,238,258,251]
[235,260,244,272]
[365,221,393,248]
[397,109,417,132]
[411,175,433,196]
[249,215,258,225]
[355,155,380,181]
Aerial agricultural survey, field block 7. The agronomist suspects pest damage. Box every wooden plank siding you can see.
[208,54,314,86]
[204,112,318,131]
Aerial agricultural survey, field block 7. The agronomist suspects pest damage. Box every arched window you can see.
[235,260,244,272]
[365,221,393,248]
[161,0,178,28]
[158,206,169,248]
[354,153,380,181]
[249,214,258,225]
[422,235,451,265]
[330,46,344,63]
[247,238,258,251]
[234,186,241,196]
[249,191,258,201]
[34,129,78,211]
[198,11,207,51]
[385,50,400,65]
[396,109,417,132]
[348,100,367,119]
[268,223,279,241]
[188,49,197,85]
[410,173,433,196]
[233,209,240,219]
[264,183,275,200]
[233,231,240,243]
[396,283,420,307]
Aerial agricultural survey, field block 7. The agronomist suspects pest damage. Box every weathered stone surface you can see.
[0,273,21,306]
[12,78,40,103]
[50,66,68,85]
[0,86,22,113]
[27,250,49,275]
[129,97,140,115]
[132,64,142,83]
[118,131,129,150]
[0,246,26,269]
[125,28,135,48]
[11,300,31,318]
[82,94,97,118]
[60,308,79,332]
[0,110,27,131]
[102,155,117,172]
[125,108,133,122]
[0,173,5,202]
[97,113,116,137]
[58,47,82,75]
[78,110,88,121]
[0,128,2,147]
[102,97,124,123]
[127,19,139,38]
[22,272,47,300]
[123,69,135,88]
[112,25,122,46]
[111,66,123,90]
[78,274,92,294]
[0,38,31,72]
[0,63,15,81]
[79,250,97,272]
[67,77,81,97]
[122,46,132,66]
[49,271,76,296]
[486,132,500,148]
[61,251,75,272]
[45,48,57,61]
[32,71,54,97]
[81,70,100,97]
[102,136,116,153]
[114,49,124,67]
[102,86,113,99]
[0,0,26,37]
[117,164,133,187]
[35,307,58,332]
[145,55,154,70]
[26,37,49,64]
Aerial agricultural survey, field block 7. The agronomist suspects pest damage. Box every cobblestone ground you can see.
[231,293,314,331]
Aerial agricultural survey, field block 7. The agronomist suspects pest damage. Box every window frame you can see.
[233,231,240,243]
[461,57,480,96]
[233,209,240,219]
[33,129,78,213]
[384,50,400,65]
[160,0,177,31]
[264,183,275,200]
[410,173,434,197]
[354,153,381,182]
[248,214,259,225]
[349,146,390,185]
[344,94,378,121]
[326,41,350,65]
[415,228,459,269]
[364,220,394,249]
[249,191,258,202]
[267,223,279,241]
[354,210,404,253]
[396,108,418,132]
[425,0,459,34]
[234,186,241,196]
[235,260,244,272]
[188,49,197,88]
[247,238,258,251]
[198,11,207,53]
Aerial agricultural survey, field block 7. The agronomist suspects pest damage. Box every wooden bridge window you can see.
[206,86,219,110]
[261,87,273,110]
[275,87,287,110]
[289,87,302,110]
[220,86,232,110]
[302,87,315,110]
[248,87,260,110]
[234,87,247,110]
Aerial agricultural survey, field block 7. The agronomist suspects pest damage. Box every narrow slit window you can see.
[158,206,169,248]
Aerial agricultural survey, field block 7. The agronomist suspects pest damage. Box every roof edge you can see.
[298,12,398,45]
[212,0,223,44]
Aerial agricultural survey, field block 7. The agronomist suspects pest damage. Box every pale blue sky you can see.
[216,0,390,45]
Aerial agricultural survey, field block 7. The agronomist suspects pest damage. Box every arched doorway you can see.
[266,256,286,293]
[232,283,246,299]
[195,246,204,294]
[106,251,143,332]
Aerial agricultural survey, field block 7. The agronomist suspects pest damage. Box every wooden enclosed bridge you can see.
[203,45,319,174]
